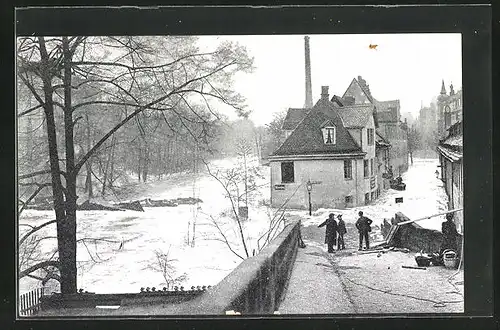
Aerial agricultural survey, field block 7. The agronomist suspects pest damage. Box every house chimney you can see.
[304,36,313,108]
[321,86,329,100]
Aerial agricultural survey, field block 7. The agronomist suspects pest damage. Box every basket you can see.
[443,250,458,269]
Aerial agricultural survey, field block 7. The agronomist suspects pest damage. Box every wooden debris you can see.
[77,200,124,211]
[117,201,144,212]
[402,265,427,270]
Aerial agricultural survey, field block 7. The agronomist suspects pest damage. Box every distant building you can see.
[417,104,438,150]
[375,131,391,190]
[437,80,463,138]
[270,86,380,209]
[436,121,463,233]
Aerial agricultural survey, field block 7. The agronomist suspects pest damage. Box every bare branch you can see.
[19,170,65,180]
[71,51,217,72]
[74,61,235,174]
[17,104,44,117]
[19,260,60,279]
[207,215,245,260]
[19,219,57,246]
[202,159,249,258]
[18,182,52,214]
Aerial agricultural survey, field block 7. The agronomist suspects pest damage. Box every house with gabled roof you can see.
[342,76,409,175]
[269,86,379,209]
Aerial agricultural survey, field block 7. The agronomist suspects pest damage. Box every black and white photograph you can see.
[13,6,492,319]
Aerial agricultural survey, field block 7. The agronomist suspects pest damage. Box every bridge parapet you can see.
[180,220,301,315]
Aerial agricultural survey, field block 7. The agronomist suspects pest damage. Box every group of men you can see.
[318,211,373,252]
[317,210,460,255]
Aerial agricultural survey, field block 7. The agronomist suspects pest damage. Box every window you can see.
[322,126,336,144]
[371,192,375,201]
[345,196,353,204]
[370,159,374,176]
[365,193,370,205]
[344,160,352,179]
[281,162,294,183]
[364,160,369,177]
[367,128,374,146]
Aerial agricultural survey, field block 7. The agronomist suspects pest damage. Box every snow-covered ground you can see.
[18,157,449,296]
[19,157,280,295]
[290,158,449,232]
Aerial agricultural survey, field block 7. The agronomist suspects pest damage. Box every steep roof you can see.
[282,108,309,130]
[440,120,463,152]
[376,110,398,122]
[337,104,374,128]
[342,78,374,105]
[437,144,462,161]
[273,98,362,156]
[375,100,400,112]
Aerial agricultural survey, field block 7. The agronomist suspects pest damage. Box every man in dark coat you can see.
[441,212,459,253]
[318,213,338,253]
[337,214,347,250]
[355,211,373,250]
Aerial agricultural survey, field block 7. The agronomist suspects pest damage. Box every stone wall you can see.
[179,220,301,314]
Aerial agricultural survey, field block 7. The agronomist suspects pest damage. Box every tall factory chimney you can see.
[304,36,313,108]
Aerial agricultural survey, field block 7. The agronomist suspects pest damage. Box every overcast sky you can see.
[198,33,462,126]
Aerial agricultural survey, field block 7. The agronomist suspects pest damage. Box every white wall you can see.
[270,156,379,209]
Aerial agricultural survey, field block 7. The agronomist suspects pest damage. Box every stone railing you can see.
[178,220,301,315]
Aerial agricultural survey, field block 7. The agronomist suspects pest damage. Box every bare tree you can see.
[148,247,188,290]
[201,155,270,259]
[17,35,253,293]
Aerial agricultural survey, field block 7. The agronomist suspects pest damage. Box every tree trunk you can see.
[137,146,142,182]
[108,134,116,189]
[84,115,93,198]
[142,145,149,183]
[243,152,248,207]
[62,37,78,294]
[101,144,110,196]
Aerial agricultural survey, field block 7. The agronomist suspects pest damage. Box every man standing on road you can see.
[318,213,338,253]
[441,212,459,253]
[337,214,347,250]
[355,211,373,251]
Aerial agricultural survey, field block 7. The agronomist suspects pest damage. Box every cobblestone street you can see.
[279,223,464,314]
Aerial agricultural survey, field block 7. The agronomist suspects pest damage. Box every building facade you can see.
[437,80,463,138]
[270,86,380,209]
[436,121,463,233]
[342,76,409,175]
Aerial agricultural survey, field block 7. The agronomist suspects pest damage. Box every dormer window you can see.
[322,126,336,145]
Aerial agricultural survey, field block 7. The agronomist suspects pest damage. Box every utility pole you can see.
[306,180,312,216]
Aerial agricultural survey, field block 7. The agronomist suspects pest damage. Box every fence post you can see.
[20,287,44,316]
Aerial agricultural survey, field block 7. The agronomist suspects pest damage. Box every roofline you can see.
[269,152,366,161]
[376,143,391,148]
[341,78,358,99]
[437,146,462,162]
